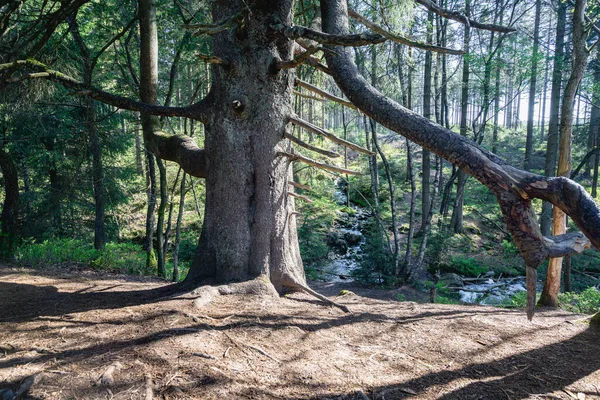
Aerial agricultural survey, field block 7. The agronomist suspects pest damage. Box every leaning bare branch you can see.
[197,54,229,67]
[284,132,341,158]
[289,181,312,191]
[321,0,600,320]
[289,115,374,155]
[293,90,323,101]
[414,0,517,33]
[287,191,314,203]
[295,78,357,110]
[278,151,360,175]
[276,46,320,70]
[348,9,464,55]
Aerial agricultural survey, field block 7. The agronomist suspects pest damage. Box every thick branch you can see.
[278,151,360,175]
[271,22,386,46]
[321,0,600,318]
[289,115,374,155]
[543,232,590,258]
[1,59,212,121]
[414,0,517,33]
[348,9,464,55]
[145,133,207,178]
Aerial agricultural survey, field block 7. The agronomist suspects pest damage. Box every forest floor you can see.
[1,265,599,400]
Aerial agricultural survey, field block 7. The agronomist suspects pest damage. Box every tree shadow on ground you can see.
[318,328,600,399]
[0,280,180,323]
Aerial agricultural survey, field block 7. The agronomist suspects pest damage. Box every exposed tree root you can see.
[283,276,351,313]
[187,275,351,314]
[190,276,278,309]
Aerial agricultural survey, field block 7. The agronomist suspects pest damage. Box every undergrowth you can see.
[15,238,147,275]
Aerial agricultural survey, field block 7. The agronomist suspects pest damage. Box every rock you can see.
[343,231,362,246]
[0,389,14,400]
[326,232,348,255]
[439,273,464,287]
[482,271,495,278]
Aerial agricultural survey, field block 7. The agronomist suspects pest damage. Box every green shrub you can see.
[559,287,600,314]
[15,238,146,275]
[446,256,487,277]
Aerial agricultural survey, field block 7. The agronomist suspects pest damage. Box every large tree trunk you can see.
[184,1,305,293]
[539,0,589,307]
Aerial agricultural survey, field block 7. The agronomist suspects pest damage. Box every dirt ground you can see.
[0,265,599,400]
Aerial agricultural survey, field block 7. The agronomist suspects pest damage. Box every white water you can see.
[323,180,367,282]
[458,277,528,305]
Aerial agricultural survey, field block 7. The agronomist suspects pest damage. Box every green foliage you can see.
[559,288,600,314]
[353,220,394,285]
[15,239,146,275]
[445,256,487,277]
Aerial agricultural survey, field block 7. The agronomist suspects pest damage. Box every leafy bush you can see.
[559,287,600,314]
[446,256,487,277]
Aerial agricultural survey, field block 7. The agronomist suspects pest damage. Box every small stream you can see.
[457,277,527,305]
[321,179,368,282]
[323,181,531,305]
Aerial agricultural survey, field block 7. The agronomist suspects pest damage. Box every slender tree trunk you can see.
[69,14,105,249]
[524,0,541,171]
[450,0,470,234]
[173,171,186,282]
[539,12,552,143]
[404,138,416,268]
[539,0,589,307]
[541,0,567,236]
[422,9,434,230]
[0,145,18,259]
[586,53,600,177]
[156,158,167,278]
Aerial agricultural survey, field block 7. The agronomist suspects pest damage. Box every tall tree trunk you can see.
[68,14,105,249]
[144,150,157,271]
[586,53,600,178]
[539,12,552,143]
[185,1,306,293]
[0,145,18,259]
[540,0,567,236]
[450,0,470,234]
[524,0,542,171]
[173,171,186,282]
[156,158,167,278]
[539,0,589,307]
[422,9,434,230]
